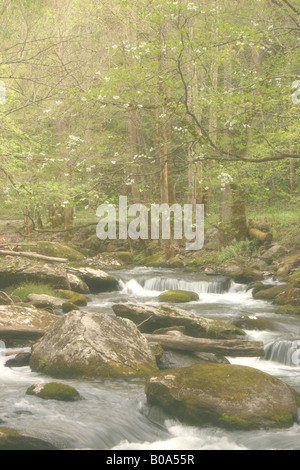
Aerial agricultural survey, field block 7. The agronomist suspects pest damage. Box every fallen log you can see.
[248,228,273,243]
[0,250,67,263]
[144,332,265,357]
[0,327,45,342]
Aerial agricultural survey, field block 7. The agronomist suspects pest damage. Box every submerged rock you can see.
[158,290,199,303]
[112,303,245,339]
[233,315,277,331]
[30,311,158,379]
[5,352,31,368]
[0,427,57,450]
[145,364,300,430]
[157,350,229,370]
[26,382,81,402]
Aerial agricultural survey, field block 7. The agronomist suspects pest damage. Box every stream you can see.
[1,267,300,450]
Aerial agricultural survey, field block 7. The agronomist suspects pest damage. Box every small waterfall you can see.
[119,275,236,297]
[263,340,300,367]
[0,340,6,369]
[142,277,232,294]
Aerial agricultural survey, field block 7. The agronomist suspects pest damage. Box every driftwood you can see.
[248,228,273,243]
[0,250,67,263]
[144,332,265,357]
[0,327,45,341]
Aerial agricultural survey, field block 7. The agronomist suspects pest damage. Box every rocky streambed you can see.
[0,243,300,450]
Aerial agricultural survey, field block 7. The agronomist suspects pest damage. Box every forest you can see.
[0,0,300,453]
[0,0,299,241]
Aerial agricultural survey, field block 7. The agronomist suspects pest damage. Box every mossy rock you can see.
[288,271,300,288]
[20,241,85,261]
[276,304,300,316]
[62,302,79,313]
[112,252,133,264]
[144,252,169,267]
[0,427,57,450]
[158,290,199,303]
[69,293,87,307]
[26,382,81,402]
[145,364,300,430]
[253,284,289,301]
[233,315,277,331]
[274,287,300,307]
[113,303,245,339]
[54,289,77,300]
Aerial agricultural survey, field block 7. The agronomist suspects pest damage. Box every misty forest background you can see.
[0,0,299,257]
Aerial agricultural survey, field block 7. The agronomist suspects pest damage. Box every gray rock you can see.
[27,294,64,309]
[112,303,245,339]
[0,305,60,342]
[30,310,158,379]
[67,267,119,293]
[67,273,90,294]
[0,257,70,290]
[261,245,288,264]
[5,352,31,368]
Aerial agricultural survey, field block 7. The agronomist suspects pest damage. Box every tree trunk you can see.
[230,183,248,241]
[144,333,265,357]
[0,250,67,263]
[249,228,273,243]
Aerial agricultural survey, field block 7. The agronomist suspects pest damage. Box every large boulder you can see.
[0,305,60,343]
[30,311,158,379]
[67,267,119,293]
[145,364,300,430]
[0,257,70,290]
[112,303,245,339]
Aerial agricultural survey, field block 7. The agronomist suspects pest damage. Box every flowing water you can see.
[1,267,300,450]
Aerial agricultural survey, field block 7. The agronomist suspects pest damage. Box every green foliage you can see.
[12,283,63,302]
[217,241,252,265]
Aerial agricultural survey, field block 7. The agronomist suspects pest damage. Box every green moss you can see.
[288,271,300,288]
[69,293,87,306]
[146,364,299,430]
[276,304,300,315]
[158,290,199,303]
[12,283,63,302]
[62,302,79,313]
[20,241,85,261]
[144,252,169,267]
[31,355,158,380]
[26,382,81,401]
